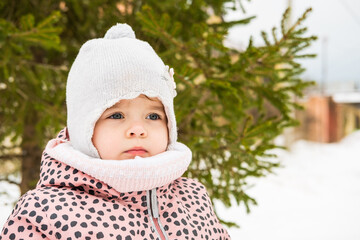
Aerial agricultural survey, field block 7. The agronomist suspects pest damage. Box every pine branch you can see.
[178,90,210,130]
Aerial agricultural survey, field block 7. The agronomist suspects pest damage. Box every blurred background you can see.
[1,0,360,239]
[227,0,360,145]
[223,1,360,239]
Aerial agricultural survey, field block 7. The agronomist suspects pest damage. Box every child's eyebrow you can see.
[150,105,166,112]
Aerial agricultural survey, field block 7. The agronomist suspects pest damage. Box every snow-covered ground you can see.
[219,131,360,240]
[0,179,20,228]
[1,132,360,239]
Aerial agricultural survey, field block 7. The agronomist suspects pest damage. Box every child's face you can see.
[92,95,168,160]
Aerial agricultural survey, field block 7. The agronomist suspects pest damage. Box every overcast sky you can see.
[225,0,360,85]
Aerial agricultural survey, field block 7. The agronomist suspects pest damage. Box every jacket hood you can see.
[38,150,121,200]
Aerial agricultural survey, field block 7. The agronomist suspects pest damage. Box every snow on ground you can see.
[1,131,360,239]
[219,131,360,240]
[0,181,20,228]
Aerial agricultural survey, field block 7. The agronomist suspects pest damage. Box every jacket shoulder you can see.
[175,177,210,197]
[176,177,207,189]
[172,177,213,212]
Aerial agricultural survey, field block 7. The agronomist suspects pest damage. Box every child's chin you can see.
[122,152,150,160]
[100,152,151,161]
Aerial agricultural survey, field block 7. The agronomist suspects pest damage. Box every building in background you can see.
[292,86,360,143]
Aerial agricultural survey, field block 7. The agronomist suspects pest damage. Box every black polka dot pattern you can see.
[0,128,230,239]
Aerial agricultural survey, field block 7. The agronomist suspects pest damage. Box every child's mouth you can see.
[125,147,147,155]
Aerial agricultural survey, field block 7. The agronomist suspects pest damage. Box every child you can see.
[1,23,230,240]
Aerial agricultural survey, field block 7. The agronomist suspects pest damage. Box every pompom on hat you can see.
[66,23,177,158]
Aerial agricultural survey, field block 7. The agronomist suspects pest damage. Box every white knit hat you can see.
[66,23,177,158]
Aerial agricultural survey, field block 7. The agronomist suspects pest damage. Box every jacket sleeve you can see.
[0,192,50,240]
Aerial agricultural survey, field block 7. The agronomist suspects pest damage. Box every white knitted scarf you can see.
[44,139,192,193]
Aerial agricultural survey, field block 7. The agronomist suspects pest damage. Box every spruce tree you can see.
[0,1,316,226]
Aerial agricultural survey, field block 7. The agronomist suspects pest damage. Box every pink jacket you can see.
[1,129,230,239]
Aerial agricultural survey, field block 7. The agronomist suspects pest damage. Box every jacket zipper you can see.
[146,189,168,240]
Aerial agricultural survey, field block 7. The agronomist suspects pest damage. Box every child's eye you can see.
[108,113,124,119]
[146,113,161,120]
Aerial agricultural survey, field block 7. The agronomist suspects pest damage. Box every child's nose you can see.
[126,124,147,138]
